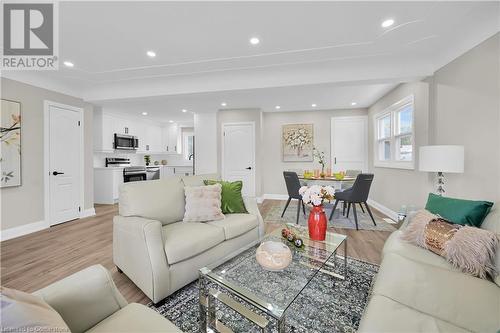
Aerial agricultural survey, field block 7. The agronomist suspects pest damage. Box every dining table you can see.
[298,175,356,191]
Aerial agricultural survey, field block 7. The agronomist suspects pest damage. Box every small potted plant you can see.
[313,147,327,178]
[299,185,335,240]
[144,155,151,166]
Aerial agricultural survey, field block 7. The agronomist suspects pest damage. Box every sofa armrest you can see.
[33,265,127,333]
[244,197,265,238]
[113,215,170,303]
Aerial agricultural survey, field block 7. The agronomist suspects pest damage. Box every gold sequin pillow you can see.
[401,209,499,279]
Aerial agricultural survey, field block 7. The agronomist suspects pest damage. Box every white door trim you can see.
[331,115,369,172]
[43,100,85,226]
[221,121,256,196]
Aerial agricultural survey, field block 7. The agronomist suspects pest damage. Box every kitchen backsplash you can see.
[93,152,192,167]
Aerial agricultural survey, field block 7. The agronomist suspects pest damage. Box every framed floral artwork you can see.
[1,99,21,187]
[282,124,313,162]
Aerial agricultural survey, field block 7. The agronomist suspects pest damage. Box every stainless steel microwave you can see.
[114,133,139,150]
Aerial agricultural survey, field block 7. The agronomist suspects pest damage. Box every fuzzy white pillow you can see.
[183,184,224,222]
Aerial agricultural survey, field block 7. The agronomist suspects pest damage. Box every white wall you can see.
[430,33,499,203]
[367,33,500,213]
[1,78,95,231]
[368,81,432,212]
[262,109,368,195]
[194,112,218,174]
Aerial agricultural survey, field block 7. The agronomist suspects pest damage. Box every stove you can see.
[105,157,131,167]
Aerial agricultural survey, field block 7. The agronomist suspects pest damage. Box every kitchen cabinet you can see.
[94,112,115,152]
[161,124,180,154]
[159,166,193,179]
[142,125,163,153]
[94,168,123,204]
[94,111,182,154]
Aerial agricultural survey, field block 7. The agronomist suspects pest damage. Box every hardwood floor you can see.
[1,201,395,305]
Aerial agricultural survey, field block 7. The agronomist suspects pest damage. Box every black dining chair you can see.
[328,173,376,230]
[281,171,306,224]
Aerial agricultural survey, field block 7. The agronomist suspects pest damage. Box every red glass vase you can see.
[308,205,327,241]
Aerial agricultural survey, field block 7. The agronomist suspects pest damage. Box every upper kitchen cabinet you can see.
[162,123,180,154]
[94,111,115,152]
[141,124,163,153]
[94,110,178,154]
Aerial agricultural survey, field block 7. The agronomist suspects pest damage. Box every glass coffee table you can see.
[199,225,347,333]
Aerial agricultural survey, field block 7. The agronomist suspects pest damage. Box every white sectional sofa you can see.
[359,203,500,333]
[113,174,264,303]
[34,265,181,333]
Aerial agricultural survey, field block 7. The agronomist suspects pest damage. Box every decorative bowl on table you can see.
[334,172,345,180]
[255,241,292,271]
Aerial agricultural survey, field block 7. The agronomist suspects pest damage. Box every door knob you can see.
[52,171,65,176]
[245,167,252,170]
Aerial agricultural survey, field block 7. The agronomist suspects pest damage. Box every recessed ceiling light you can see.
[63,61,74,67]
[249,37,260,45]
[381,19,394,28]
[275,105,281,110]
[142,112,148,116]
[169,120,174,123]
[221,102,227,107]
[311,103,317,107]
[351,102,357,106]
[146,50,156,58]
[182,109,187,113]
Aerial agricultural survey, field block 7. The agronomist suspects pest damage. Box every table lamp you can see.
[419,145,464,195]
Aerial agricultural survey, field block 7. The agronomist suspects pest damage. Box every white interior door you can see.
[49,105,82,225]
[331,116,368,172]
[222,123,255,197]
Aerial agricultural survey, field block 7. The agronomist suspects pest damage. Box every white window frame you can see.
[181,127,194,160]
[373,95,415,170]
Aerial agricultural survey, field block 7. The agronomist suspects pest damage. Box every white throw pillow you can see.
[183,184,225,222]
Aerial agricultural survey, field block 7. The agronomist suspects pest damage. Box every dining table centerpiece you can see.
[299,185,335,241]
[313,147,327,178]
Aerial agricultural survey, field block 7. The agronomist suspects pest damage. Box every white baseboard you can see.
[80,208,96,218]
[1,220,48,242]
[1,208,97,242]
[258,194,289,203]
[366,199,398,221]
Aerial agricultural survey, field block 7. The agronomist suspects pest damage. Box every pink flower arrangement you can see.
[299,185,335,206]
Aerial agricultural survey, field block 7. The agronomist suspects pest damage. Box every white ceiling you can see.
[98,81,398,122]
[2,1,499,118]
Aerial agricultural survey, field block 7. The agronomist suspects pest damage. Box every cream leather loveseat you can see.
[34,265,181,332]
[359,203,500,333]
[113,174,264,303]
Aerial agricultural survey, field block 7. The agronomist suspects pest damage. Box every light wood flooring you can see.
[1,201,395,305]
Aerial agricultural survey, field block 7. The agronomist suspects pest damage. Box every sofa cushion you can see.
[207,214,259,240]
[163,222,225,264]
[481,203,500,286]
[0,287,70,333]
[383,231,459,272]
[425,193,493,227]
[119,177,185,225]
[358,294,470,333]
[204,180,248,214]
[87,303,182,333]
[373,253,500,333]
[183,184,224,222]
[181,173,220,187]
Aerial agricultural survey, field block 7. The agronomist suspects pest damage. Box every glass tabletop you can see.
[200,225,347,319]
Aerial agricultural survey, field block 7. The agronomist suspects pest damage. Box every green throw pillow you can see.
[203,180,248,214]
[425,193,493,227]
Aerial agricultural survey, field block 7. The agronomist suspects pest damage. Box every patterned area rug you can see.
[148,257,379,333]
[262,200,396,232]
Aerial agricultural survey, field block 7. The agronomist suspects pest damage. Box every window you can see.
[182,128,194,160]
[374,95,414,169]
